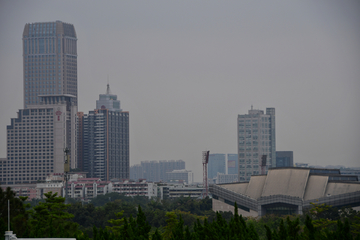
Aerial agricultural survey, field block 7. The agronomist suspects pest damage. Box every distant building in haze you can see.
[78,85,129,181]
[208,154,226,179]
[130,160,185,182]
[276,151,293,167]
[227,154,238,175]
[237,107,276,182]
[166,169,194,184]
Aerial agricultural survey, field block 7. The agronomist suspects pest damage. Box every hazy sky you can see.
[0,0,359,181]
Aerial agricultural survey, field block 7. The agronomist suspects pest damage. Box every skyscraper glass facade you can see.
[23,21,77,108]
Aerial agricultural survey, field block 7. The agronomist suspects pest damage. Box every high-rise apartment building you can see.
[78,85,129,181]
[237,107,275,181]
[23,21,77,108]
[1,95,77,185]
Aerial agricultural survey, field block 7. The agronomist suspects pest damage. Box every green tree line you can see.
[1,186,360,240]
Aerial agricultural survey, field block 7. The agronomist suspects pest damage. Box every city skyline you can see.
[1,1,359,182]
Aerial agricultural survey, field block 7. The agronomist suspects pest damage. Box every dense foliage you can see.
[1,187,360,240]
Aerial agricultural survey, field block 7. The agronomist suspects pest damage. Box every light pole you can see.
[64,148,70,204]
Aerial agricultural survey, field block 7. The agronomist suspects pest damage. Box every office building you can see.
[208,154,226,179]
[227,154,238,175]
[210,167,360,217]
[78,85,129,181]
[276,151,293,167]
[237,107,275,181]
[1,95,77,185]
[23,21,77,108]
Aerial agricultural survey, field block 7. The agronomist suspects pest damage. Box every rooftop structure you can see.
[210,167,360,217]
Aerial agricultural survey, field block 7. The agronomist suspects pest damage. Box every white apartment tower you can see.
[237,107,275,182]
[2,95,77,185]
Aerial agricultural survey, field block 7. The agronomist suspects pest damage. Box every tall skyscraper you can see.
[78,85,129,181]
[23,21,77,108]
[237,107,275,181]
[1,21,78,186]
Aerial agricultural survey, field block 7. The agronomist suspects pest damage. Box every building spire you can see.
[106,83,111,95]
[106,74,111,94]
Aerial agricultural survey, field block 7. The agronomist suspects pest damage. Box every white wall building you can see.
[237,107,275,182]
[1,95,77,186]
[112,180,157,199]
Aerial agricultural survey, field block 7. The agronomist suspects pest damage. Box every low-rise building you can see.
[112,179,157,198]
[168,184,204,199]
[36,181,63,199]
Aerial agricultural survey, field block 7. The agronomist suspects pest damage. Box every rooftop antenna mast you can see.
[202,150,210,198]
[106,75,111,94]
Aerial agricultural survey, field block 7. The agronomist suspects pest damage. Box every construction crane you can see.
[202,150,210,198]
